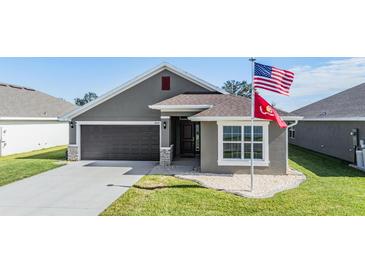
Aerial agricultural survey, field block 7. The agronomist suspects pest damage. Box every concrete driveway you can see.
[0,160,157,216]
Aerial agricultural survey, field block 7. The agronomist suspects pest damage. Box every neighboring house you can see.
[0,83,75,156]
[62,63,301,175]
[290,83,365,163]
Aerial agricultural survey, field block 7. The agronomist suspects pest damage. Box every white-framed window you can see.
[218,121,269,166]
[288,126,295,139]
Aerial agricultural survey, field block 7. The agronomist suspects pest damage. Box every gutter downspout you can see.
[287,120,298,128]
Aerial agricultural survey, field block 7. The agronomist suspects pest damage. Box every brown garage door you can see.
[80,125,160,160]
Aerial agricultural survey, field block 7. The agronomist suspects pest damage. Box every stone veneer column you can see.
[67,145,79,161]
[160,116,172,166]
[160,145,174,166]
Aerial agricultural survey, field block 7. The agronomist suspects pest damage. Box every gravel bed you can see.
[176,169,306,198]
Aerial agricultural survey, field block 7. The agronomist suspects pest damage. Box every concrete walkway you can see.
[150,157,200,175]
[0,160,157,216]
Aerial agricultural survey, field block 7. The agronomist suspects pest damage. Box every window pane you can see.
[254,143,263,159]
[244,143,251,159]
[223,143,241,159]
[244,126,251,141]
[244,126,263,141]
[254,126,263,141]
[243,143,263,159]
[223,126,241,141]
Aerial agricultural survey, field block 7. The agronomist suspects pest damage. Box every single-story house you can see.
[0,83,75,156]
[289,83,365,163]
[61,63,301,175]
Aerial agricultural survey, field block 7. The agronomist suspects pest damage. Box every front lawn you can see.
[0,146,67,187]
[102,145,365,216]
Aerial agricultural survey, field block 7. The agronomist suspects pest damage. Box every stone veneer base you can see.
[67,145,79,161]
[160,145,174,166]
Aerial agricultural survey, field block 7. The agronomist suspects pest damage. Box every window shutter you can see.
[161,76,170,90]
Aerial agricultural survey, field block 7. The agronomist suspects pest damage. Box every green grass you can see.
[0,146,67,187]
[102,145,365,216]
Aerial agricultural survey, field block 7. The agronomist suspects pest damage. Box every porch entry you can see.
[179,118,200,157]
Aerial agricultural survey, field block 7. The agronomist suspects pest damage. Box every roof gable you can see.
[62,63,228,120]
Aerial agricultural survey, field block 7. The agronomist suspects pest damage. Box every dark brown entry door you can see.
[180,120,195,157]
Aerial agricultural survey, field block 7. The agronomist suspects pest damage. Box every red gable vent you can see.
[161,76,170,91]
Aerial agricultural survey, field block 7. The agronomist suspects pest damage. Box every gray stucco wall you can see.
[69,70,210,144]
[160,117,170,147]
[200,121,287,175]
[289,121,365,162]
[69,123,76,144]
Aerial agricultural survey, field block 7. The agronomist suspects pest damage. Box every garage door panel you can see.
[81,125,159,160]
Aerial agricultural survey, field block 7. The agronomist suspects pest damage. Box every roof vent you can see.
[161,76,170,91]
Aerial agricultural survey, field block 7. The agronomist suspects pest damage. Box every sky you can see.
[0,57,364,111]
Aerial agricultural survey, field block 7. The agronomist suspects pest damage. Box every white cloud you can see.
[290,57,365,97]
[264,58,365,112]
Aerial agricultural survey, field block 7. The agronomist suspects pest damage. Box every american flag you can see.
[254,63,294,96]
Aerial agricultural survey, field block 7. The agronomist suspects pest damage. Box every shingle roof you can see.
[0,83,76,118]
[292,83,365,119]
[193,95,253,117]
[152,93,295,118]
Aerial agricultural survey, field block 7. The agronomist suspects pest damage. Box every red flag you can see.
[254,92,287,128]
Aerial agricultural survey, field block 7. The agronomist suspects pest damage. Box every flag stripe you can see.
[271,71,294,82]
[272,67,294,77]
[272,70,294,79]
[270,75,293,85]
[254,84,289,96]
[254,82,290,94]
[254,77,291,90]
[254,76,291,89]
[254,81,290,93]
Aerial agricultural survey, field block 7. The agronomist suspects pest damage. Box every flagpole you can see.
[249,57,256,192]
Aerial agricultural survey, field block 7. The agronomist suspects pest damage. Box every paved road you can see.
[0,161,157,216]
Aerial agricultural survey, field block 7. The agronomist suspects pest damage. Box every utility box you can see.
[356,150,364,168]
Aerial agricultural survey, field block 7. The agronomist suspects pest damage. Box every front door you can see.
[180,120,195,157]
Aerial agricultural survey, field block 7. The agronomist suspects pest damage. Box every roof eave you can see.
[302,117,365,121]
[148,104,212,112]
[189,116,303,122]
[0,117,60,121]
